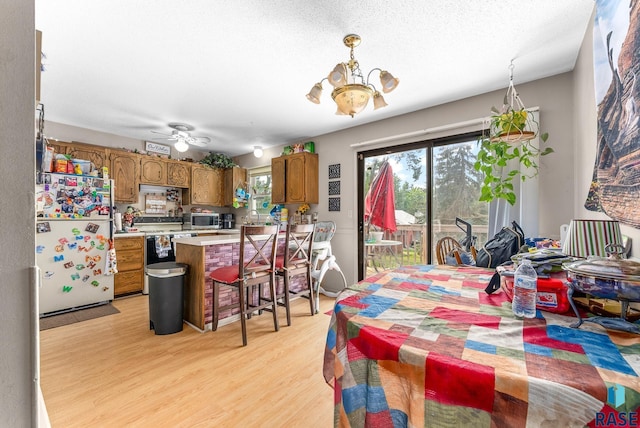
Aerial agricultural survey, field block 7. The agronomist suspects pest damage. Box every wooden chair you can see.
[436,236,464,265]
[273,223,316,325]
[209,225,280,346]
[435,236,477,265]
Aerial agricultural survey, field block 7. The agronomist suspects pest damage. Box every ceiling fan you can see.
[151,123,211,152]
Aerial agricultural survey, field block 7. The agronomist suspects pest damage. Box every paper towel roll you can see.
[114,212,123,231]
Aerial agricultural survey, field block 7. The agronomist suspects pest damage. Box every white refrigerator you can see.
[36,173,115,316]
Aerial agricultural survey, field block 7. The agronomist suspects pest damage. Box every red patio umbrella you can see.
[364,160,397,233]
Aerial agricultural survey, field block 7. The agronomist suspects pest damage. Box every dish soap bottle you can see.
[512,259,537,318]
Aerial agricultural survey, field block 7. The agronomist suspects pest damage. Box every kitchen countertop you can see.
[172,235,242,246]
[114,229,240,238]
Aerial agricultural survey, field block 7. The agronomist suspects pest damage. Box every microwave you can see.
[183,212,220,229]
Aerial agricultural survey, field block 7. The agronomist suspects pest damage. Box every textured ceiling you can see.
[35,0,595,156]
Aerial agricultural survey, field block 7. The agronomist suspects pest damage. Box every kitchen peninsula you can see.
[173,233,308,331]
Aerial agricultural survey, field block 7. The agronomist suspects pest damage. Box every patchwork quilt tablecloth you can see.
[323,265,640,427]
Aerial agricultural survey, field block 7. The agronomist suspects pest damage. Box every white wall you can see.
[1,0,38,425]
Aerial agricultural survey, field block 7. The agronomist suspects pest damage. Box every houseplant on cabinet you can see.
[473,63,553,206]
[199,152,237,169]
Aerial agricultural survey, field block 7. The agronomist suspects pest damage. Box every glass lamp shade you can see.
[379,70,399,93]
[331,84,373,117]
[328,63,347,87]
[306,83,323,104]
[373,91,388,110]
[253,146,263,158]
[561,219,623,258]
[174,139,189,152]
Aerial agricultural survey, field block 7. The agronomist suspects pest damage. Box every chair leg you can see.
[238,282,248,346]
[269,273,280,332]
[306,269,316,315]
[283,274,291,326]
[212,280,220,331]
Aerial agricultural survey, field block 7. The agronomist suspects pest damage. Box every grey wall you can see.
[237,72,581,286]
[5,4,638,425]
[571,7,638,245]
[1,0,38,426]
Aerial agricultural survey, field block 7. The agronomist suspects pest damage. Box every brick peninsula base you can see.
[174,234,307,331]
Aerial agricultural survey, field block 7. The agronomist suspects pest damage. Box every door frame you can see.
[356,131,481,281]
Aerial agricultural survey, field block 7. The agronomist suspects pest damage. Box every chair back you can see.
[313,221,336,243]
[239,225,280,280]
[283,223,315,269]
[435,236,463,265]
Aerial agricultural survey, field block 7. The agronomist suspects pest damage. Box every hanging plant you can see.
[199,152,237,169]
[473,63,553,206]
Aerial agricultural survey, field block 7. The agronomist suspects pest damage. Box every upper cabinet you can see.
[187,164,224,206]
[271,152,318,204]
[224,166,247,207]
[166,160,191,188]
[66,142,109,172]
[140,156,167,185]
[110,150,140,203]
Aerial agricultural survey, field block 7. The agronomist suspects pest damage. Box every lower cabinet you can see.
[114,236,144,296]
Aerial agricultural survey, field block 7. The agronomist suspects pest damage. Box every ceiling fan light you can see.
[328,63,347,87]
[373,91,388,110]
[379,70,399,93]
[253,146,263,158]
[306,83,323,104]
[174,139,189,152]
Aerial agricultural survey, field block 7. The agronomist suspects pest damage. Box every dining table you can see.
[323,264,640,427]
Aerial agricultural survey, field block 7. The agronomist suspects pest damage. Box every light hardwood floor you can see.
[40,293,336,427]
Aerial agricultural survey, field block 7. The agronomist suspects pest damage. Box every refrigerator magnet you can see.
[85,223,99,233]
[37,222,51,233]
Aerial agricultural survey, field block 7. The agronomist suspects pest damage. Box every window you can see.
[248,165,273,216]
[358,132,488,279]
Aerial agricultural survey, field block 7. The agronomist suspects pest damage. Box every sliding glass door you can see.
[357,132,488,280]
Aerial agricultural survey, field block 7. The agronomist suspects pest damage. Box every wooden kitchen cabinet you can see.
[140,156,167,185]
[271,152,318,204]
[114,236,144,296]
[166,159,191,188]
[67,142,108,171]
[45,140,71,158]
[186,164,224,206]
[110,150,140,203]
[224,166,247,206]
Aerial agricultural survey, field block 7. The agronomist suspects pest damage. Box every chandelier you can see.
[306,34,399,117]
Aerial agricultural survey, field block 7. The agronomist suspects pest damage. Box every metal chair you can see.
[273,223,316,324]
[209,225,280,346]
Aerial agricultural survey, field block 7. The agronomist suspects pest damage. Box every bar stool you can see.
[209,225,280,346]
[273,223,316,325]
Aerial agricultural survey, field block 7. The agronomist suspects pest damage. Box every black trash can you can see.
[146,262,188,335]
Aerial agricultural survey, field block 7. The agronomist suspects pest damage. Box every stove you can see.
[134,216,184,233]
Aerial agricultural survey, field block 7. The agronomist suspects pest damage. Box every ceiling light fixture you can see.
[306,34,399,118]
[253,146,263,158]
[174,139,189,152]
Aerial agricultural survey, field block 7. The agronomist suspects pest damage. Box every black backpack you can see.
[475,221,525,269]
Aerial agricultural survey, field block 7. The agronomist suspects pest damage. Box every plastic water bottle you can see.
[512,259,537,318]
